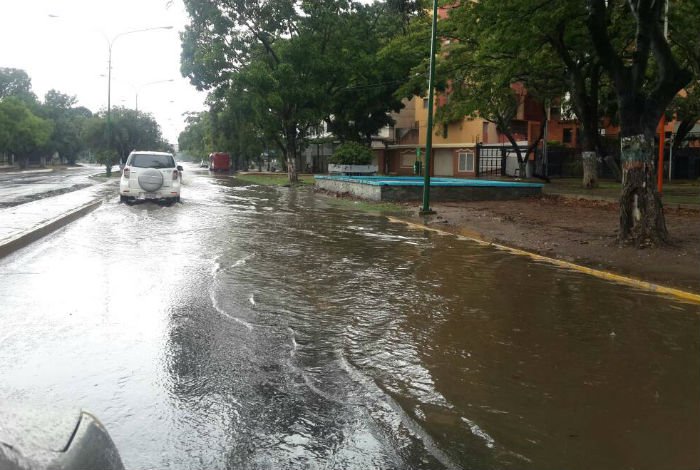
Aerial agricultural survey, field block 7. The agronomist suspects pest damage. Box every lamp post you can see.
[420,0,439,216]
[105,26,173,159]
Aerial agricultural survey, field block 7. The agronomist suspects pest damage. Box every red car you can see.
[209,152,231,172]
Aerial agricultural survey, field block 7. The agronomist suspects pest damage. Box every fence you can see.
[535,135,700,180]
[475,144,530,177]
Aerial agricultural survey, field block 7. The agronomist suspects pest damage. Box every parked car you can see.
[209,152,231,172]
[119,151,182,204]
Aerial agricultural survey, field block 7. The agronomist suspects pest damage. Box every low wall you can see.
[380,185,541,202]
[315,178,383,201]
[315,178,541,202]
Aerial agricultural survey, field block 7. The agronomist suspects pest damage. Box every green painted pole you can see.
[420,0,439,215]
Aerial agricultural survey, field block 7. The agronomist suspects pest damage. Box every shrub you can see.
[329,142,373,165]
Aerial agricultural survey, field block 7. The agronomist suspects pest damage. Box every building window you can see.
[458,150,474,172]
[423,98,429,109]
[563,128,573,143]
[401,153,416,168]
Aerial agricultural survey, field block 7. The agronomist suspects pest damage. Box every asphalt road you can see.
[0,164,698,470]
[0,165,109,208]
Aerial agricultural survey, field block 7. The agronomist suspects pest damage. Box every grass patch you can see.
[544,177,699,206]
[235,173,314,186]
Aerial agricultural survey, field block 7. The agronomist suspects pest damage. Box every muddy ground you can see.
[405,195,700,294]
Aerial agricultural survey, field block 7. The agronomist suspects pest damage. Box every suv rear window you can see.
[130,154,175,168]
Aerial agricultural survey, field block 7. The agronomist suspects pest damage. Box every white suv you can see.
[119,151,182,203]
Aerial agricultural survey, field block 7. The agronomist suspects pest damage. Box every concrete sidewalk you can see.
[0,180,118,259]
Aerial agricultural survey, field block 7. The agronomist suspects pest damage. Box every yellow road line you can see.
[386,216,700,304]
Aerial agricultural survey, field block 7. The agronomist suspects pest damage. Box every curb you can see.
[387,216,700,305]
[0,199,103,259]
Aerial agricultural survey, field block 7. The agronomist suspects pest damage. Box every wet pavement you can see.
[0,180,117,251]
[0,164,698,470]
[0,165,108,208]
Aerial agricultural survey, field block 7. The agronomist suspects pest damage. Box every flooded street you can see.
[1,167,698,470]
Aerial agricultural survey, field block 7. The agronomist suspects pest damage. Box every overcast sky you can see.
[0,0,208,146]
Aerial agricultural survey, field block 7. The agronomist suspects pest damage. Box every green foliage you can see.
[328,142,373,165]
[0,97,53,161]
[95,149,119,176]
[178,111,212,159]
[438,1,566,128]
[235,173,314,186]
[84,107,169,167]
[0,67,36,102]
[586,0,693,135]
[180,0,424,180]
[0,68,173,168]
[40,89,92,164]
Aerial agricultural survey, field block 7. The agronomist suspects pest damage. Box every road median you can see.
[0,181,117,259]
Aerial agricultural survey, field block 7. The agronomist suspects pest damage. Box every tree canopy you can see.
[0,68,173,170]
[180,0,424,181]
[0,97,53,164]
[85,107,171,174]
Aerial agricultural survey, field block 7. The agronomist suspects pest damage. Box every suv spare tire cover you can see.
[138,168,164,192]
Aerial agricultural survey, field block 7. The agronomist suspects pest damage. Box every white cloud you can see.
[0,0,208,145]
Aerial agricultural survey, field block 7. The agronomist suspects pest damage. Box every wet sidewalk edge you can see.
[0,200,103,260]
[387,216,700,305]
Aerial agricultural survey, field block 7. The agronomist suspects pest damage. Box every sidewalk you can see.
[0,180,118,259]
[541,178,700,210]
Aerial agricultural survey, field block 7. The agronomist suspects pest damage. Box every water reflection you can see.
[1,172,697,470]
[178,178,699,470]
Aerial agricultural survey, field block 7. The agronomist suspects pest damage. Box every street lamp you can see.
[47,16,173,162]
[106,26,173,159]
[420,0,439,216]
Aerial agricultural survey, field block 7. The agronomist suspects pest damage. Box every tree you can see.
[667,0,700,148]
[40,90,92,164]
[328,141,373,164]
[0,68,36,102]
[181,0,423,182]
[442,0,612,187]
[85,107,169,175]
[182,0,311,182]
[317,2,419,144]
[587,0,693,245]
[431,1,562,179]
[178,111,213,160]
[0,97,53,168]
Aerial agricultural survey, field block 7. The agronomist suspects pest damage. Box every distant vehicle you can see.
[119,151,182,204]
[209,152,231,172]
[199,159,208,168]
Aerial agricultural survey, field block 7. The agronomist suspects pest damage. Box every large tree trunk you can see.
[283,123,299,183]
[581,151,598,188]
[287,156,298,183]
[618,134,667,246]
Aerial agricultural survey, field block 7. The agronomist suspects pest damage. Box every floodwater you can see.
[1,167,698,469]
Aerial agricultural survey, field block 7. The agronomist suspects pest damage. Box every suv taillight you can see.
[172,169,179,181]
[123,167,130,179]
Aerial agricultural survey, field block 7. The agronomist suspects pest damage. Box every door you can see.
[434,149,454,176]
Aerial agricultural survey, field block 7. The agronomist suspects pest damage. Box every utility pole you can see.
[420,0,439,216]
